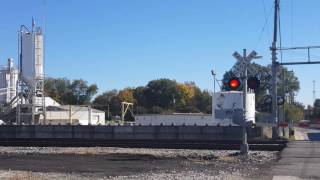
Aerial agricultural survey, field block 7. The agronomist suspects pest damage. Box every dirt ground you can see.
[0,147,278,179]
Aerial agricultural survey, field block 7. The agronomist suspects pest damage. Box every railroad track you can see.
[0,139,287,151]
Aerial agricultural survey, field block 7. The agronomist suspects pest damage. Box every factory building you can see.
[42,105,105,125]
[0,58,18,104]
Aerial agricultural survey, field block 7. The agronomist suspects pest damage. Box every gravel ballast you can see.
[0,147,278,179]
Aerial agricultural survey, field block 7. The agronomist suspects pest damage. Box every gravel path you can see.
[0,147,278,179]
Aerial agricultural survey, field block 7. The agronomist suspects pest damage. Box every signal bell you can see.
[228,77,241,90]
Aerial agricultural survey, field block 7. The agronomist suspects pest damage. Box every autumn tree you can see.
[93,79,212,116]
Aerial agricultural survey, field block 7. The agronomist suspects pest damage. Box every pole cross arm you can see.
[279,61,320,66]
[233,51,244,61]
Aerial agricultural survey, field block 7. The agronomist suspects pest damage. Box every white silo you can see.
[17,22,45,124]
[20,27,44,86]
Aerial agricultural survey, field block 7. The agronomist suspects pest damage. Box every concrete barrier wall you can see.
[0,125,266,141]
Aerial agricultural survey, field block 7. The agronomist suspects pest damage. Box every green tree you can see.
[285,102,304,123]
[92,90,120,118]
[44,78,71,104]
[143,79,178,110]
[45,78,98,105]
[193,88,212,114]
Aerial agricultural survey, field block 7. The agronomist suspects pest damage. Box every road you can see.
[294,127,320,141]
[271,127,320,179]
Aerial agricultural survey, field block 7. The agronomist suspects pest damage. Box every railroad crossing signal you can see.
[227,77,260,91]
[233,50,260,64]
[232,51,244,61]
[232,49,261,155]
[233,50,261,74]
[247,77,260,90]
[228,77,241,90]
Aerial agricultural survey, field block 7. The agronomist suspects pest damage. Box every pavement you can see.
[271,127,320,179]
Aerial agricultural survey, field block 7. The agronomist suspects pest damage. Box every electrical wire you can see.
[255,0,273,49]
[290,0,293,45]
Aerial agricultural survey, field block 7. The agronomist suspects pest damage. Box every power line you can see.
[255,0,273,49]
[290,0,293,45]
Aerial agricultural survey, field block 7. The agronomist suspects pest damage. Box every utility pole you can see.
[271,0,279,139]
[241,49,249,155]
[268,1,320,133]
[313,80,316,103]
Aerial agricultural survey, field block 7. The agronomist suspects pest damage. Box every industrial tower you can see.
[16,21,46,124]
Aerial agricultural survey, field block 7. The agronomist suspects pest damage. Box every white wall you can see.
[41,106,105,125]
[135,114,214,126]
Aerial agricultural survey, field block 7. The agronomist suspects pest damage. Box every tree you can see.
[66,79,98,105]
[277,66,300,103]
[176,83,195,106]
[285,102,304,123]
[44,78,71,104]
[193,89,212,114]
[92,90,119,118]
[143,79,178,109]
[93,79,212,116]
[118,88,135,103]
[45,78,98,105]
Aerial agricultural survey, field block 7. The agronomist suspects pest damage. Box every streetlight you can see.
[211,70,216,93]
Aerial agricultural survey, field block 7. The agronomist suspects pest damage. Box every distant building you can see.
[40,103,105,125]
[0,58,18,104]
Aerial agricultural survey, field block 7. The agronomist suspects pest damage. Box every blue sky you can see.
[0,0,320,106]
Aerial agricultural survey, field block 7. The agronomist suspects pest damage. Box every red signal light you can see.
[228,78,241,90]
